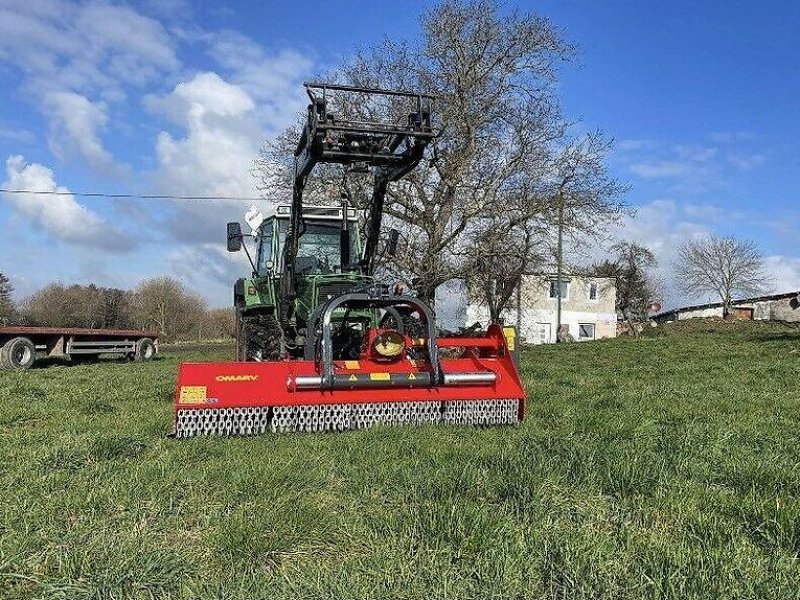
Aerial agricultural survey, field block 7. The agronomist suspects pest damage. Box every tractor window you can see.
[256,221,275,275]
[296,222,359,274]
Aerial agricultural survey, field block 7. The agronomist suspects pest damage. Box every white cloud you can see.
[147,73,265,196]
[0,126,35,144]
[629,160,694,179]
[606,199,713,307]
[0,2,178,99]
[205,30,312,128]
[145,71,256,122]
[728,153,765,170]
[606,200,800,307]
[624,134,769,195]
[145,72,266,242]
[0,1,179,172]
[764,256,800,294]
[43,91,123,173]
[2,155,134,251]
[163,243,247,306]
[144,44,311,243]
[628,144,718,183]
[617,139,655,151]
[710,131,755,143]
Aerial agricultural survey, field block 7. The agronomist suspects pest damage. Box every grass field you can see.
[1,320,799,599]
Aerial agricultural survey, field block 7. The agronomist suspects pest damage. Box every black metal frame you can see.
[280,83,436,328]
[305,293,443,390]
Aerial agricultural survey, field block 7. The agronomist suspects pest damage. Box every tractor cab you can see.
[252,204,362,278]
[226,203,373,359]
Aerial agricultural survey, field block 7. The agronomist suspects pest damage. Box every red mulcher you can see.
[173,294,525,435]
[172,83,526,436]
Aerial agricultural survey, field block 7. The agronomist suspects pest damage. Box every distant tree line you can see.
[0,273,235,342]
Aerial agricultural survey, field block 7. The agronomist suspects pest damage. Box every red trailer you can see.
[0,326,159,370]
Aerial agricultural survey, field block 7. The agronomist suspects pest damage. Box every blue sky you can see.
[1,0,798,309]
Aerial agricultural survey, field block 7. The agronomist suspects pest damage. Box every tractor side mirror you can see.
[387,228,400,257]
[227,222,242,252]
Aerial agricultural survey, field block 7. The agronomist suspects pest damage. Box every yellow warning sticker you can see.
[369,372,391,381]
[408,372,417,381]
[348,374,358,382]
[503,327,516,351]
[344,360,360,370]
[179,386,207,404]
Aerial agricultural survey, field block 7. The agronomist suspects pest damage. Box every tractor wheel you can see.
[0,337,36,370]
[242,312,283,361]
[133,338,156,362]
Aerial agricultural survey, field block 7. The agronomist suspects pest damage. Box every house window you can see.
[578,323,595,340]
[549,280,569,300]
[588,282,598,301]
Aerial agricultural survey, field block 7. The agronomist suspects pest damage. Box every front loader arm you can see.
[278,82,435,326]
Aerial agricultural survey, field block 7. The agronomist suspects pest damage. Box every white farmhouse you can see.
[466,273,617,344]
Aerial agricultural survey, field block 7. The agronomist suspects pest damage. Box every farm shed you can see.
[653,291,800,323]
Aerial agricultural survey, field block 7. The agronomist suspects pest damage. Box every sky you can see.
[0,0,798,311]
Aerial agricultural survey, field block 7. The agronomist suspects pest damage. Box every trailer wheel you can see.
[133,338,156,362]
[0,337,36,370]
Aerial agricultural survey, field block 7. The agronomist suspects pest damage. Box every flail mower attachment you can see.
[172,294,526,436]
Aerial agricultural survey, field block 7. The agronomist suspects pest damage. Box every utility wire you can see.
[0,188,263,202]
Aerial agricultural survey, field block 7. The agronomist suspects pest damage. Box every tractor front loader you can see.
[173,83,526,436]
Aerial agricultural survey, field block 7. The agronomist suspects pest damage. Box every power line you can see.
[0,188,263,202]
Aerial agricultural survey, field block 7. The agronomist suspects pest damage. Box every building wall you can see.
[760,297,800,321]
[677,307,724,320]
[667,295,800,322]
[465,274,617,344]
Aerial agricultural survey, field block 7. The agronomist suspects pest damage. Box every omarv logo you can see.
[215,374,259,383]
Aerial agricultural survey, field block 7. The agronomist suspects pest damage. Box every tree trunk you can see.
[723,295,732,320]
[416,283,437,309]
[489,303,500,324]
[623,308,638,339]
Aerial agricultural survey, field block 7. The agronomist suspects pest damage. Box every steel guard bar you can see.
[316,293,443,389]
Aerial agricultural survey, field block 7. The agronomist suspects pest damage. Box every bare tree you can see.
[0,272,15,324]
[546,132,630,333]
[133,277,207,341]
[675,234,770,318]
[463,220,540,323]
[21,283,136,329]
[255,0,574,306]
[204,308,237,340]
[590,242,658,338]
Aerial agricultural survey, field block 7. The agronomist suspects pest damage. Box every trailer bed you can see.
[0,326,159,370]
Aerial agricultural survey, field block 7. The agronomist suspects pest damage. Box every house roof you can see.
[521,272,616,282]
[653,290,800,319]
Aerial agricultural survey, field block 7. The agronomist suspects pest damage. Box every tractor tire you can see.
[133,338,156,362]
[242,312,283,361]
[0,337,36,370]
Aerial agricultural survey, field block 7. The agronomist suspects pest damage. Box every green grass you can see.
[1,321,799,599]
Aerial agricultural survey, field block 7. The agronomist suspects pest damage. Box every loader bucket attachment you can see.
[172,294,526,436]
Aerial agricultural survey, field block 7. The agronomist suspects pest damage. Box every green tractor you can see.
[227,203,374,361]
[226,83,435,362]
